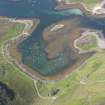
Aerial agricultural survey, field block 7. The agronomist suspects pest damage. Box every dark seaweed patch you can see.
[0,82,15,105]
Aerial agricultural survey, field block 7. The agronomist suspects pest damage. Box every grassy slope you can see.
[0,21,53,105]
[0,23,39,105]
[36,51,105,105]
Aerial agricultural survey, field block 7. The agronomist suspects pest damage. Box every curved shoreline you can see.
[3,1,105,81]
[74,30,105,54]
[56,0,105,18]
[55,2,91,13]
[4,18,91,81]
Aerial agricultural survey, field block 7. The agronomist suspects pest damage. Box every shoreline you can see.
[55,0,105,18]
[3,1,105,81]
[4,17,92,81]
[55,1,91,13]
[74,30,105,54]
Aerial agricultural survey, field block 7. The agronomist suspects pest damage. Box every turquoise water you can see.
[42,8,83,16]
[58,9,83,15]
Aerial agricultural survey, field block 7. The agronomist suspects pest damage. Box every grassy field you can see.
[36,51,105,105]
[64,0,100,10]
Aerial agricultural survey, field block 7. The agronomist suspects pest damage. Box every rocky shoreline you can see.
[56,0,105,18]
